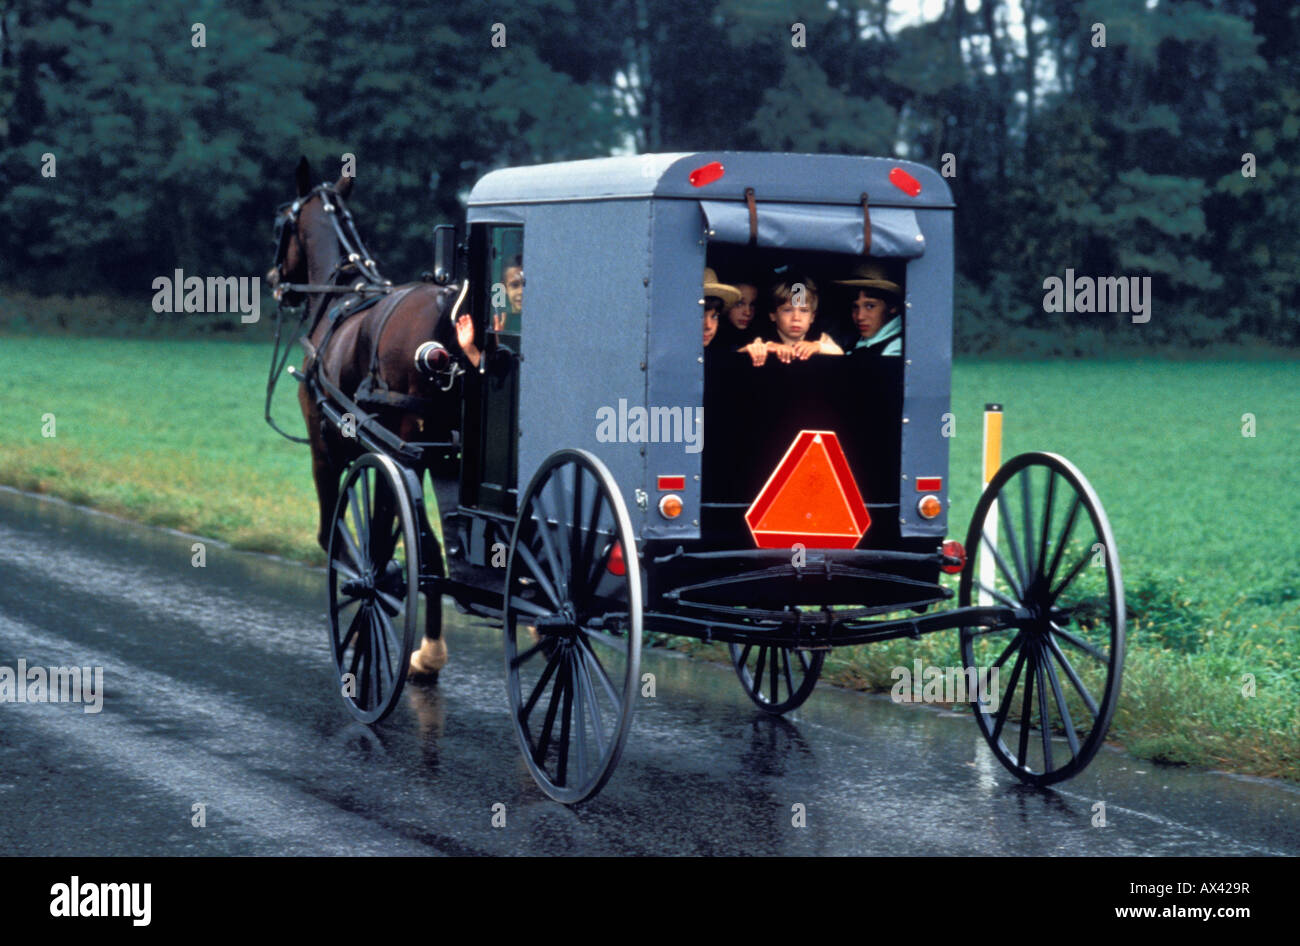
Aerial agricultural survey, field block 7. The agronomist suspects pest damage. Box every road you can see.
[1,486,1297,856]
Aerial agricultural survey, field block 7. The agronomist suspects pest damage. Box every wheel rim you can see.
[729,642,825,715]
[328,454,420,725]
[959,452,1125,785]
[504,450,642,804]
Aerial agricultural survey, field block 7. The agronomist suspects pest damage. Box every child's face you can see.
[851,291,894,338]
[771,300,815,342]
[727,284,757,330]
[503,266,524,314]
[703,307,719,346]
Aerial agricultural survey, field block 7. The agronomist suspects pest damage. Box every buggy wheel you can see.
[327,453,420,725]
[729,643,825,715]
[504,449,642,804]
[959,452,1125,785]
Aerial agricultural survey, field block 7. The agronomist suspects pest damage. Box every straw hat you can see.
[703,267,741,306]
[835,261,903,299]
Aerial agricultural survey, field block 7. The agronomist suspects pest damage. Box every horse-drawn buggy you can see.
[268,152,1125,804]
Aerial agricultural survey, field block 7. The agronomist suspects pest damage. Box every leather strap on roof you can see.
[861,192,872,255]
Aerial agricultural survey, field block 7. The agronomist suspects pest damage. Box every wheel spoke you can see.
[974,580,1020,609]
[991,629,1025,670]
[346,487,370,572]
[795,648,811,673]
[1044,494,1082,590]
[1038,471,1057,586]
[340,606,366,654]
[1042,643,1080,757]
[573,648,608,760]
[753,646,769,700]
[535,480,571,601]
[367,610,384,707]
[511,636,550,669]
[991,642,1028,745]
[575,477,604,604]
[1016,644,1035,769]
[571,649,587,783]
[556,652,574,786]
[584,536,616,606]
[1034,640,1053,772]
[577,634,622,708]
[781,649,795,702]
[534,653,567,764]
[374,587,404,616]
[583,627,629,655]
[508,594,552,619]
[522,645,564,722]
[373,606,397,685]
[1050,620,1107,662]
[1049,549,1093,605]
[1020,469,1037,580]
[335,518,367,577]
[998,491,1028,590]
[512,536,564,612]
[980,530,1025,600]
[1043,630,1100,716]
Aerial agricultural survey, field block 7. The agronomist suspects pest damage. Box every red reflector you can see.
[941,540,966,574]
[745,431,871,549]
[916,477,943,492]
[689,161,725,187]
[657,475,686,491]
[606,541,627,576]
[889,167,922,197]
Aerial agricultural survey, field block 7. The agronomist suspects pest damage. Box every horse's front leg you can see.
[391,410,449,682]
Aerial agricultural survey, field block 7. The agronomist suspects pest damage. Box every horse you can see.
[268,157,464,681]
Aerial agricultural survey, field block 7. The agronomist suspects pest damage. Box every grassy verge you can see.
[2,334,1297,780]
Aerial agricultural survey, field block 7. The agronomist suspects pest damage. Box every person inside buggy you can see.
[700,247,911,557]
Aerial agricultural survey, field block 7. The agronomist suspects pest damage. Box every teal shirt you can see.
[853,315,902,356]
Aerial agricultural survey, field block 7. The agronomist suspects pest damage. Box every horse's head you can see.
[268,157,359,305]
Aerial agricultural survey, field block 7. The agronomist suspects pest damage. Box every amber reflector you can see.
[658,494,683,519]
[918,495,942,519]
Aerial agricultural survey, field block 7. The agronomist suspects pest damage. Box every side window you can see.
[482,225,523,343]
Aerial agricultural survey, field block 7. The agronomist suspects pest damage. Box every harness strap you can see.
[745,187,758,245]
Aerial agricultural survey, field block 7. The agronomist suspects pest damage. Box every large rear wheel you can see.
[504,450,643,804]
[959,452,1125,785]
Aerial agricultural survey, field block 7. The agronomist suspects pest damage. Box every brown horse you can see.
[268,157,462,681]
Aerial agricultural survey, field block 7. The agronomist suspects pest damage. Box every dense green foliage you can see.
[1,0,1297,350]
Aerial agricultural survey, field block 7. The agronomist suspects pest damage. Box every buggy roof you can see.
[467,152,954,210]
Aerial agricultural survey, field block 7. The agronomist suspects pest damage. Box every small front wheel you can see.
[327,453,420,725]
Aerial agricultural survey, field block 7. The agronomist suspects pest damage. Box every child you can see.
[835,262,903,356]
[742,277,843,365]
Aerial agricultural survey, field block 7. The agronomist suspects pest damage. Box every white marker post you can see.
[979,404,1003,606]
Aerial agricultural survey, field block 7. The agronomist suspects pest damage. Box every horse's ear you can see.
[295,156,312,197]
[335,174,354,199]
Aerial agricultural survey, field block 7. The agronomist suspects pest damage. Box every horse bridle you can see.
[271,183,395,305]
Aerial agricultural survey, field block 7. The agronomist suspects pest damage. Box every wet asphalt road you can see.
[1,486,1298,857]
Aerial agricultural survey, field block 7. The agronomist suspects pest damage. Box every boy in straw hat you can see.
[835,261,904,356]
[703,267,741,348]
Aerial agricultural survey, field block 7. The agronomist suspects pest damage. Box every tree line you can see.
[1,0,1296,351]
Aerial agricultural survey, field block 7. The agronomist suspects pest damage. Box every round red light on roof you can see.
[889,167,922,197]
[689,161,725,187]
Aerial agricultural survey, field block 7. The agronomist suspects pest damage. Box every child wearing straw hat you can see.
[835,261,904,357]
[702,267,741,348]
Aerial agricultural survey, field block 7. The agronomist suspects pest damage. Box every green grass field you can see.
[2,335,1297,779]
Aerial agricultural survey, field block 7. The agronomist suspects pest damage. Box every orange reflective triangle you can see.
[745,431,871,549]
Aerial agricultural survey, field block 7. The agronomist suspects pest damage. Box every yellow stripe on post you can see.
[979,403,1003,608]
[982,403,1003,485]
